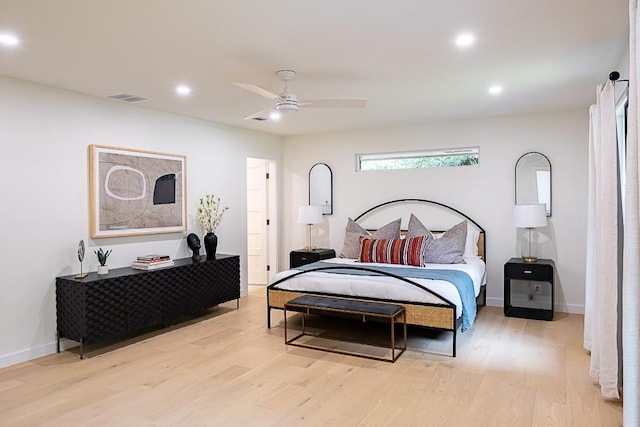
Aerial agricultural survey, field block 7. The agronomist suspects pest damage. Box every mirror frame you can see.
[515,151,552,217]
[309,162,333,215]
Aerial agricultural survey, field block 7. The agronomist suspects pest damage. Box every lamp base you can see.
[303,245,317,251]
[521,256,538,263]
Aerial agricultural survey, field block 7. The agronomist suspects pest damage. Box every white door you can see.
[246,158,268,285]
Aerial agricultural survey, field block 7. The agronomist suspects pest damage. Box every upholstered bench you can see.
[283,294,407,362]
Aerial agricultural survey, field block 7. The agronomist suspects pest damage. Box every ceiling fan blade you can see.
[299,99,368,108]
[234,82,281,100]
[243,107,274,121]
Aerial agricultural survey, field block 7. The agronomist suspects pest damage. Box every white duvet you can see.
[270,257,487,319]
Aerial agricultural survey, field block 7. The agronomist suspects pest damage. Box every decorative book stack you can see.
[131,254,174,270]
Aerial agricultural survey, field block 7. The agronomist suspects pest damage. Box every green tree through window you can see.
[357,148,479,171]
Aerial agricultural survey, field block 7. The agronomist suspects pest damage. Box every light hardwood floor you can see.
[0,287,622,426]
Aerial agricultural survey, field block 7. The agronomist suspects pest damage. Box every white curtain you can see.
[584,80,620,399]
[624,1,640,424]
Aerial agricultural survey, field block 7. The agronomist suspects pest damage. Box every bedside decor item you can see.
[75,240,88,279]
[309,163,333,215]
[197,194,229,260]
[298,205,323,251]
[186,233,202,261]
[514,203,547,263]
[94,247,112,274]
[515,151,551,216]
[89,145,186,238]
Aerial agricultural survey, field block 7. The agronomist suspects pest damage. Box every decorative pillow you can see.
[422,221,467,264]
[339,217,401,258]
[406,213,433,239]
[359,236,429,266]
[408,214,479,259]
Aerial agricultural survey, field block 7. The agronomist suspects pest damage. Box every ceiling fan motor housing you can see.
[275,92,299,112]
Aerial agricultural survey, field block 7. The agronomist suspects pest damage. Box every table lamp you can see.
[514,204,547,263]
[298,205,323,251]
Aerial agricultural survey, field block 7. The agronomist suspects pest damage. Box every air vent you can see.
[107,93,149,103]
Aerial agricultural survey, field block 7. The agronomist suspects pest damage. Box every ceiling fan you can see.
[235,70,367,121]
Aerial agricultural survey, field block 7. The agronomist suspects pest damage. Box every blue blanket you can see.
[295,261,476,331]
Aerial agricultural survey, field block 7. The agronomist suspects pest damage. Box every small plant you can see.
[197,194,229,233]
[94,248,112,266]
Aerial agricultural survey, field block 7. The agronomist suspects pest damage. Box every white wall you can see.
[0,76,282,367]
[281,109,589,315]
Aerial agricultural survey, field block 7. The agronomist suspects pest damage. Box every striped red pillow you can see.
[358,236,429,266]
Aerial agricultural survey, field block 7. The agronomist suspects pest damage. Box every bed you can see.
[267,199,486,356]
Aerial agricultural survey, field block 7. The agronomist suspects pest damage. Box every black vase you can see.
[203,232,218,260]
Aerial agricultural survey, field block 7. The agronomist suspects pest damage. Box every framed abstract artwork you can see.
[89,145,187,238]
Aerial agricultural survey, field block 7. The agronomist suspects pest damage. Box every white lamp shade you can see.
[298,205,323,224]
[514,204,547,228]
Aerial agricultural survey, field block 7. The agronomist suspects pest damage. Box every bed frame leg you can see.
[267,306,272,329]
[452,329,457,357]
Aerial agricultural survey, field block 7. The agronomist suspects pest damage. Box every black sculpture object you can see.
[186,233,202,262]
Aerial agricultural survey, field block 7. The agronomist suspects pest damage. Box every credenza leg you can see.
[80,339,84,360]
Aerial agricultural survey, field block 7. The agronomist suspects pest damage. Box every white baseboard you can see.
[486,297,503,308]
[485,297,584,315]
[1,342,51,369]
[0,339,80,369]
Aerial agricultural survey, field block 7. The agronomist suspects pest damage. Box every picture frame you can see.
[89,145,187,238]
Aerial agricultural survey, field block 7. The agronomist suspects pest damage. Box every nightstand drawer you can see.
[290,248,336,268]
[293,254,313,265]
[504,263,553,281]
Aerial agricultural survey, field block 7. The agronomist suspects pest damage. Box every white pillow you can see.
[464,227,480,258]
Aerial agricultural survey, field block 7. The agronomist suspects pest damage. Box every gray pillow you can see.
[406,213,433,239]
[339,217,401,258]
[423,221,467,264]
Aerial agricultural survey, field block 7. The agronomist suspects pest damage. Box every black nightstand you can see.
[290,248,336,268]
[504,258,555,321]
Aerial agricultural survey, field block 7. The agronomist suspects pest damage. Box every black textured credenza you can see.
[56,254,240,358]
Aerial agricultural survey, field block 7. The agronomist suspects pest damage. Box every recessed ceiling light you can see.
[175,85,191,96]
[455,33,475,48]
[0,33,20,47]
[488,85,503,95]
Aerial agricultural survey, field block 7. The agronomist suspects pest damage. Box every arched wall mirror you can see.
[515,152,552,216]
[309,163,333,215]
